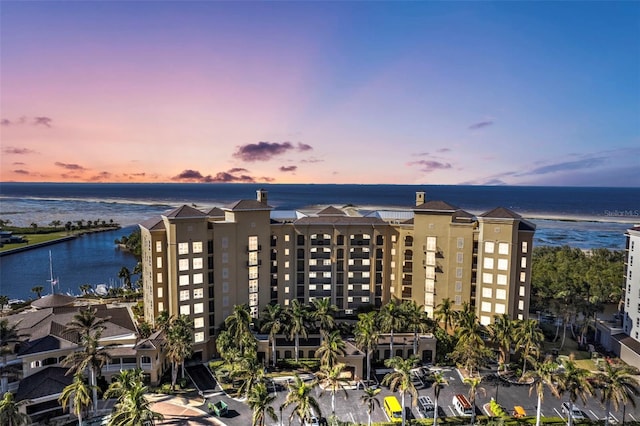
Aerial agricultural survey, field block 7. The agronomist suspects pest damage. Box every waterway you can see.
[0,226,139,301]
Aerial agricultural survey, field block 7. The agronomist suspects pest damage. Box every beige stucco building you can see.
[139,190,535,360]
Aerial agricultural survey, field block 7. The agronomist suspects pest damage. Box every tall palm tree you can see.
[166,315,194,390]
[104,368,144,402]
[382,356,419,426]
[524,356,559,426]
[0,319,27,394]
[434,297,455,333]
[431,372,448,426]
[0,391,30,426]
[108,381,164,426]
[230,352,265,398]
[31,285,44,299]
[260,304,284,367]
[360,386,381,426]
[310,297,338,342]
[63,333,111,414]
[455,302,483,346]
[355,311,379,384]
[286,300,309,362]
[314,330,346,368]
[400,300,433,357]
[514,319,545,378]
[59,373,94,426]
[226,304,254,356]
[118,266,132,291]
[463,376,484,426]
[378,299,405,357]
[595,362,640,426]
[281,375,321,425]
[316,363,349,415]
[556,358,594,426]
[248,381,277,426]
[488,314,515,371]
[65,307,110,342]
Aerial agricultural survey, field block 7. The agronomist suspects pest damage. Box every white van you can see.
[452,394,473,416]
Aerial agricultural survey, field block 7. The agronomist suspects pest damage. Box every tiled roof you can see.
[16,366,72,401]
[18,334,77,356]
[480,207,522,219]
[414,200,459,212]
[294,216,388,226]
[613,333,640,355]
[317,206,346,216]
[139,216,165,230]
[207,207,225,217]
[225,199,272,211]
[165,205,207,219]
[31,294,76,309]
[452,209,476,223]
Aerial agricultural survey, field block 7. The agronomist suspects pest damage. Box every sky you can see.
[1,1,639,186]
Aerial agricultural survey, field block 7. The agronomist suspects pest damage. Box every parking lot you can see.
[204,365,640,426]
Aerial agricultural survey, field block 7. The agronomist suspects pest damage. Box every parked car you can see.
[418,396,435,416]
[304,416,320,426]
[562,402,585,420]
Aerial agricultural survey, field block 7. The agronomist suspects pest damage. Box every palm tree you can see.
[434,297,455,333]
[463,376,484,426]
[247,381,277,426]
[355,311,379,384]
[281,375,321,425]
[595,362,640,426]
[0,319,27,394]
[378,299,405,357]
[400,300,433,357]
[360,386,381,426]
[118,266,132,291]
[556,358,594,426]
[431,372,448,426]
[59,373,93,426]
[79,284,93,296]
[314,330,346,368]
[166,315,194,391]
[488,314,515,371]
[65,307,110,341]
[286,300,309,362]
[108,381,164,426]
[104,368,144,402]
[310,297,337,341]
[316,363,349,415]
[225,304,254,355]
[230,352,266,398]
[524,356,559,426]
[260,304,284,367]
[31,285,44,299]
[514,319,545,378]
[382,356,419,426]
[0,391,30,426]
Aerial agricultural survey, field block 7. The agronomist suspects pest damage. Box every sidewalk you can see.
[147,394,227,426]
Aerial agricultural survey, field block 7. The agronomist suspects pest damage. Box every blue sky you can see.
[1,1,639,185]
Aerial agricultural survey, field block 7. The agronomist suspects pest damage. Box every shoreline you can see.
[0,227,122,257]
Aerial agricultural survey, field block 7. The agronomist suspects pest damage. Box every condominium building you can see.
[616,225,640,369]
[139,190,535,359]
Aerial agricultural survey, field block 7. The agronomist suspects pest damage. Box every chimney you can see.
[416,191,425,206]
[257,189,268,204]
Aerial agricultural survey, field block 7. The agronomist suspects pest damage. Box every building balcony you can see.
[310,239,332,246]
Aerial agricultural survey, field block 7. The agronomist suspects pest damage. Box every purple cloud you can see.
[228,167,249,173]
[436,148,451,153]
[233,141,313,162]
[3,146,35,155]
[280,165,297,172]
[55,162,86,171]
[13,169,30,175]
[172,168,264,183]
[34,116,53,127]
[1,119,11,126]
[469,120,494,130]
[89,172,111,181]
[517,157,605,176]
[407,160,452,173]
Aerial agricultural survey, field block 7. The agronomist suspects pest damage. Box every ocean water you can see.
[0,183,638,301]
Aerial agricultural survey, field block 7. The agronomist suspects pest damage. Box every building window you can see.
[193,241,203,253]
[249,236,258,251]
[482,287,492,298]
[156,272,163,283]
[178,243,189,255]
[179,275,190,286]
[194,317,204,329]
[194,332,205,343]
[156,257,162,268]
[426,252,436,266]
[285,234,290,242]
[222,282,229,293]
[157,287,163,298]
[456,268,463,278]
[484,242,495,254]
[521,257,527,268]
[249,266,258,280]
[193,258,203,270]
[483,273,493,284]
[180,305,190,315]
[158,302,164,312]
[193,288,204,299]
[222,268,229,279]
[519,286,525,297]
[457,252,463,264]
[362,296,370,303]
[156,241,162,252]
[481,301,492,312]
[455,281,462,292]
[498,243,509,255]
[521,241,528,253]
[284,274,290,282]
[249,251,258,266]
[179,259,189,271]
[193,273,203,284]
[497,274,507,285]
[221,237,229,249]
[194,303,204,314]
[222,253,229,263]
[495,303,506,314]
[497,259,508,271]
[455,295,462,305]
[457,238,464,249]
[483,258,494,269]
[180,290,190,301]
[426,237,437,251]
[496,289,506,300]
[520,272,526,282]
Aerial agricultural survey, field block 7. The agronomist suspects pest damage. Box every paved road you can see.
[201,366,640,426]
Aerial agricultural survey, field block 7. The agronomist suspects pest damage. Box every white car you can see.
[562,402,585,420]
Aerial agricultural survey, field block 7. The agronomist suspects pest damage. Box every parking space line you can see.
[554,408,565,419]
[448,405,457,417]
[630,413,637,422]
[589,410,599,420]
